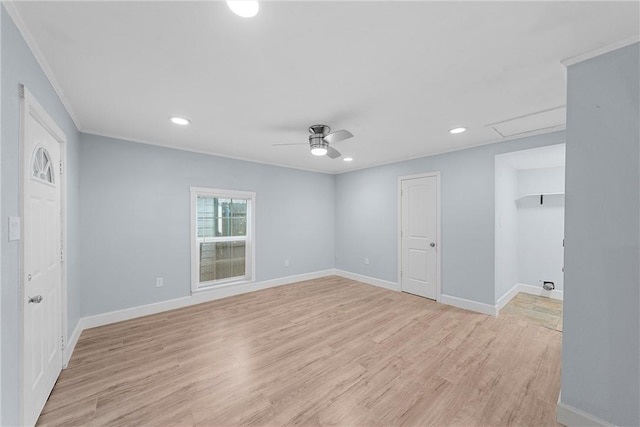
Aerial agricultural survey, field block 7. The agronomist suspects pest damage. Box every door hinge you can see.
[60,247,65,262]
[59,161,64,174]
[61,335,65,350]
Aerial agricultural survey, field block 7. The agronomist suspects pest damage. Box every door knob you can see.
[430,242,436,247]
[28,295,43,304]
[27,274,32,282]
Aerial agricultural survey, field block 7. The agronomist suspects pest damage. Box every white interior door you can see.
[22,89,64,427]
[401,174,439,300]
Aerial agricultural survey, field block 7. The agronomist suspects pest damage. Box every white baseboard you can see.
[439,294,497,316]
[81,269,335,331]
[65,270,518,370]
[496,282,564,315]
[496,283,521,311]
[557,400,613,427]
[334,269,400,292]
[335,271,497,317]
[518,283,564,301]
[63,320,83,368]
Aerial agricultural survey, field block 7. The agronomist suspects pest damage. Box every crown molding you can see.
[2,1,82,129]
[561,36,640,67]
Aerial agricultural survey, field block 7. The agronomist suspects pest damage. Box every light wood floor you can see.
[500,293,563,332]
[37,276,562,426]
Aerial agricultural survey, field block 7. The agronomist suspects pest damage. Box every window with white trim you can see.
[191,187,255,291]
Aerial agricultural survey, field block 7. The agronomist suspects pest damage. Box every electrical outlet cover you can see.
[8,217,21,241]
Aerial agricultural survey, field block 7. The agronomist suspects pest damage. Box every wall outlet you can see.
[156,277,163,287]
[364,257,370,265]
[284,259,290,267]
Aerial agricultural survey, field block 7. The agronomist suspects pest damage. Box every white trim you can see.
[83,123,566,177]
[63,321,83,369]
[439,294,497,317]
[60,271,513,371]
[65,270,397,365]
[84,123,566,177]
[518,283,564,301]
[496,283,521,311]
[397,172,442,301]
[82,129,333,175]
[334,269,399,292]
[561,36,640,67]
[557,400,614,427]
[496,283,564,315]
[19,86,68,426]
[3,3,81,129]
[81,270,334,330]
[338,128,566,175]
[189,186,256,199]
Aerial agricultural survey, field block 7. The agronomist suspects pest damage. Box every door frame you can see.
[397,172,441,301]
[19,85,68,425]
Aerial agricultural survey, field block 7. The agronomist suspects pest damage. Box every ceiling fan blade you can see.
[272,142,307,146]
[326,146,342,159]
[323,129,353,144]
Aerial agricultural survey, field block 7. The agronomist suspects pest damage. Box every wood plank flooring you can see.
[500,293,563,332]
[37,276,562,426]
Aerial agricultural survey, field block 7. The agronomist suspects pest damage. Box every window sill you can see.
[191,278,254,294]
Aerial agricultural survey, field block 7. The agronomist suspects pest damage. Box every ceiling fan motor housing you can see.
[309,124,331,135]
[309,125,329,153]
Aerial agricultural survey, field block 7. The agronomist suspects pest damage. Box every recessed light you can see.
[170,117,190,126]
[227,1,259,18]
[343,157,353,162]
[449,127,467,134]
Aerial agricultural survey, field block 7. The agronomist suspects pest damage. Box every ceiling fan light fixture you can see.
[226,1,259,18]
[311,147,328,156]
[449,127,467,134]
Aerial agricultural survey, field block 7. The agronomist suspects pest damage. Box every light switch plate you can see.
[9,217,21,241]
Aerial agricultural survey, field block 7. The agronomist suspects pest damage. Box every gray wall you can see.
[562,42,639,425]
[1,7,81,426]
[79,134,335,316]
[335,132,565,305]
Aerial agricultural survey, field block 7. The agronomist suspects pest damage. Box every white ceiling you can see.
[7,1,639,173]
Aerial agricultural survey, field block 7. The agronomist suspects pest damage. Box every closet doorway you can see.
[494,144,565,330]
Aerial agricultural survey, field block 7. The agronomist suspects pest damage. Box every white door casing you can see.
[399,173,440,300]
[20,86,66,427]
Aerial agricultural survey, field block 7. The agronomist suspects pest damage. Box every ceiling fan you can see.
[274,124,354,159]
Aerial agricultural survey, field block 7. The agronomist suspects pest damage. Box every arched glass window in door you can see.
[32,146,54,183]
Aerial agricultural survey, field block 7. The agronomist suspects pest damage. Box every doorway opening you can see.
[494,144,565,331]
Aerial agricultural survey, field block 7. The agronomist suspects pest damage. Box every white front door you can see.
[22,88,64,427]
[401,174,439,300]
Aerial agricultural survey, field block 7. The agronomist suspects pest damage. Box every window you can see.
[32,146,54,183]
[191,187,255,291]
